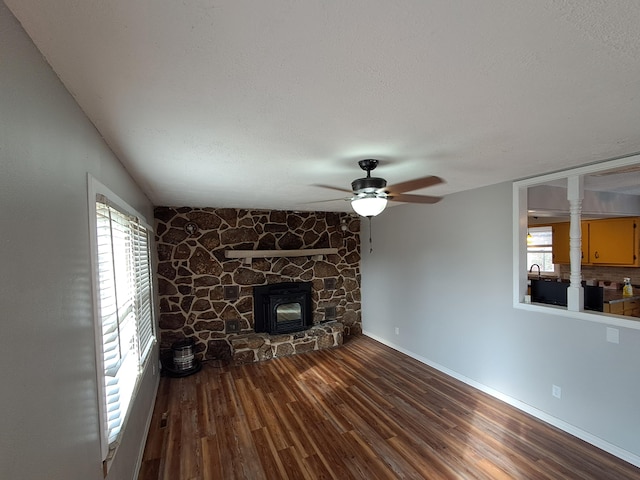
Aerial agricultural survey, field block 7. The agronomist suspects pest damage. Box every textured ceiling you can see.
[6,0,640,211]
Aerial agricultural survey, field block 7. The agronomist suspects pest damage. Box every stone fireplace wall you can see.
[154,207,361,362]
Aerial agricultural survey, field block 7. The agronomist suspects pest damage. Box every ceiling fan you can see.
[316,159,443,217]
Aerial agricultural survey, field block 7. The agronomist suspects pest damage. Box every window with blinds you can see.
[527,225,555,273]
[94,194,155,457]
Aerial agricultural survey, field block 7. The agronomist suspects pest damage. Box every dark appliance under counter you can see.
[530,279,604,312]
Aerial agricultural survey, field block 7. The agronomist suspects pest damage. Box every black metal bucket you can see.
[171,338,195,371]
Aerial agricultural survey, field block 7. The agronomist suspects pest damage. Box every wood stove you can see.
[253,282,313,334]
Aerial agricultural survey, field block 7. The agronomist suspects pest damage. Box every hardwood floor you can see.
[138,335,640,479]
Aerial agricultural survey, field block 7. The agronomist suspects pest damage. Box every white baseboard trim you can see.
[362,330,640,469]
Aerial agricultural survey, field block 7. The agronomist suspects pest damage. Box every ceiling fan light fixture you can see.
[351,194,387,217]
[315,159,442,214]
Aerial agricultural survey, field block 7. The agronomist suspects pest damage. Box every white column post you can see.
[567,175,584,311]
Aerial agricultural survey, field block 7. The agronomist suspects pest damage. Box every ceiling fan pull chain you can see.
[368,216,374,253]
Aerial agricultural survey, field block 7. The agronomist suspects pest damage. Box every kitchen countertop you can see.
[603,290,640,304]
[528,276,640,306]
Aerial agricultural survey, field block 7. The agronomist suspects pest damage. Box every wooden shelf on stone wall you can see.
[224,248,339,264]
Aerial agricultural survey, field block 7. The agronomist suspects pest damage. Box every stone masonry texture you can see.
[155,207,361,364]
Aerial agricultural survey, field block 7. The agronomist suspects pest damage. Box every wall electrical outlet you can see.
[552,385,562,399]
[606,327,619,344]
[395,327,400,335]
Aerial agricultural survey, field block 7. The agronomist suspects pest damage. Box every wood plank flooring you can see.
[138,335,640,479]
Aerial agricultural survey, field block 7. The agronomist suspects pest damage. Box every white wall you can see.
[361,181,640,464]
[0,3,159,479]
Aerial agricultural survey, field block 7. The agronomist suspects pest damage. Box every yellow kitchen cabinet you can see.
[551,221,589,265]
[551,223,569,264]
[589,217,638,266]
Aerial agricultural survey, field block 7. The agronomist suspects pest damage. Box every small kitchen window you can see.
[527,226,554,274]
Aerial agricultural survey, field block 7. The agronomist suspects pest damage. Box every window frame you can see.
[526,225,555,274]
[513,154,640,331]
[88,175,156,462]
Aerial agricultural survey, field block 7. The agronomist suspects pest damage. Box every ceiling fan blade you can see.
[313,184,354,194]
[302,197,350,204]
[385,175,443,194]
[387,193,442,204]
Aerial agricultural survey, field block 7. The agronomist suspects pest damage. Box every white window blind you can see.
[95,195,155,454]
[527,226,555,273]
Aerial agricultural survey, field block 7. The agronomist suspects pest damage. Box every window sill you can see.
[102,443,118,477]
[514,301,640,330]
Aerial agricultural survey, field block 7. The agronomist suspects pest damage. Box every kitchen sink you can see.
[530,279,603,311]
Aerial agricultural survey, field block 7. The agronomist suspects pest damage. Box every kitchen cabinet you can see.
[589,217,637,265]
[551,217,638,266]
[551,221,589,265]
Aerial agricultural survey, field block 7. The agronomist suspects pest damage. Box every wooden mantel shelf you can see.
[225,248,339,264]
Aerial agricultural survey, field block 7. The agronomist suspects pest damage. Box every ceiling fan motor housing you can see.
[351,176,387,193]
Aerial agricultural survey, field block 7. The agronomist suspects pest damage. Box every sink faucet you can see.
[529,264,541,279]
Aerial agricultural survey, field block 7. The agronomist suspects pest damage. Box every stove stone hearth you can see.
[230,321,344,364]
